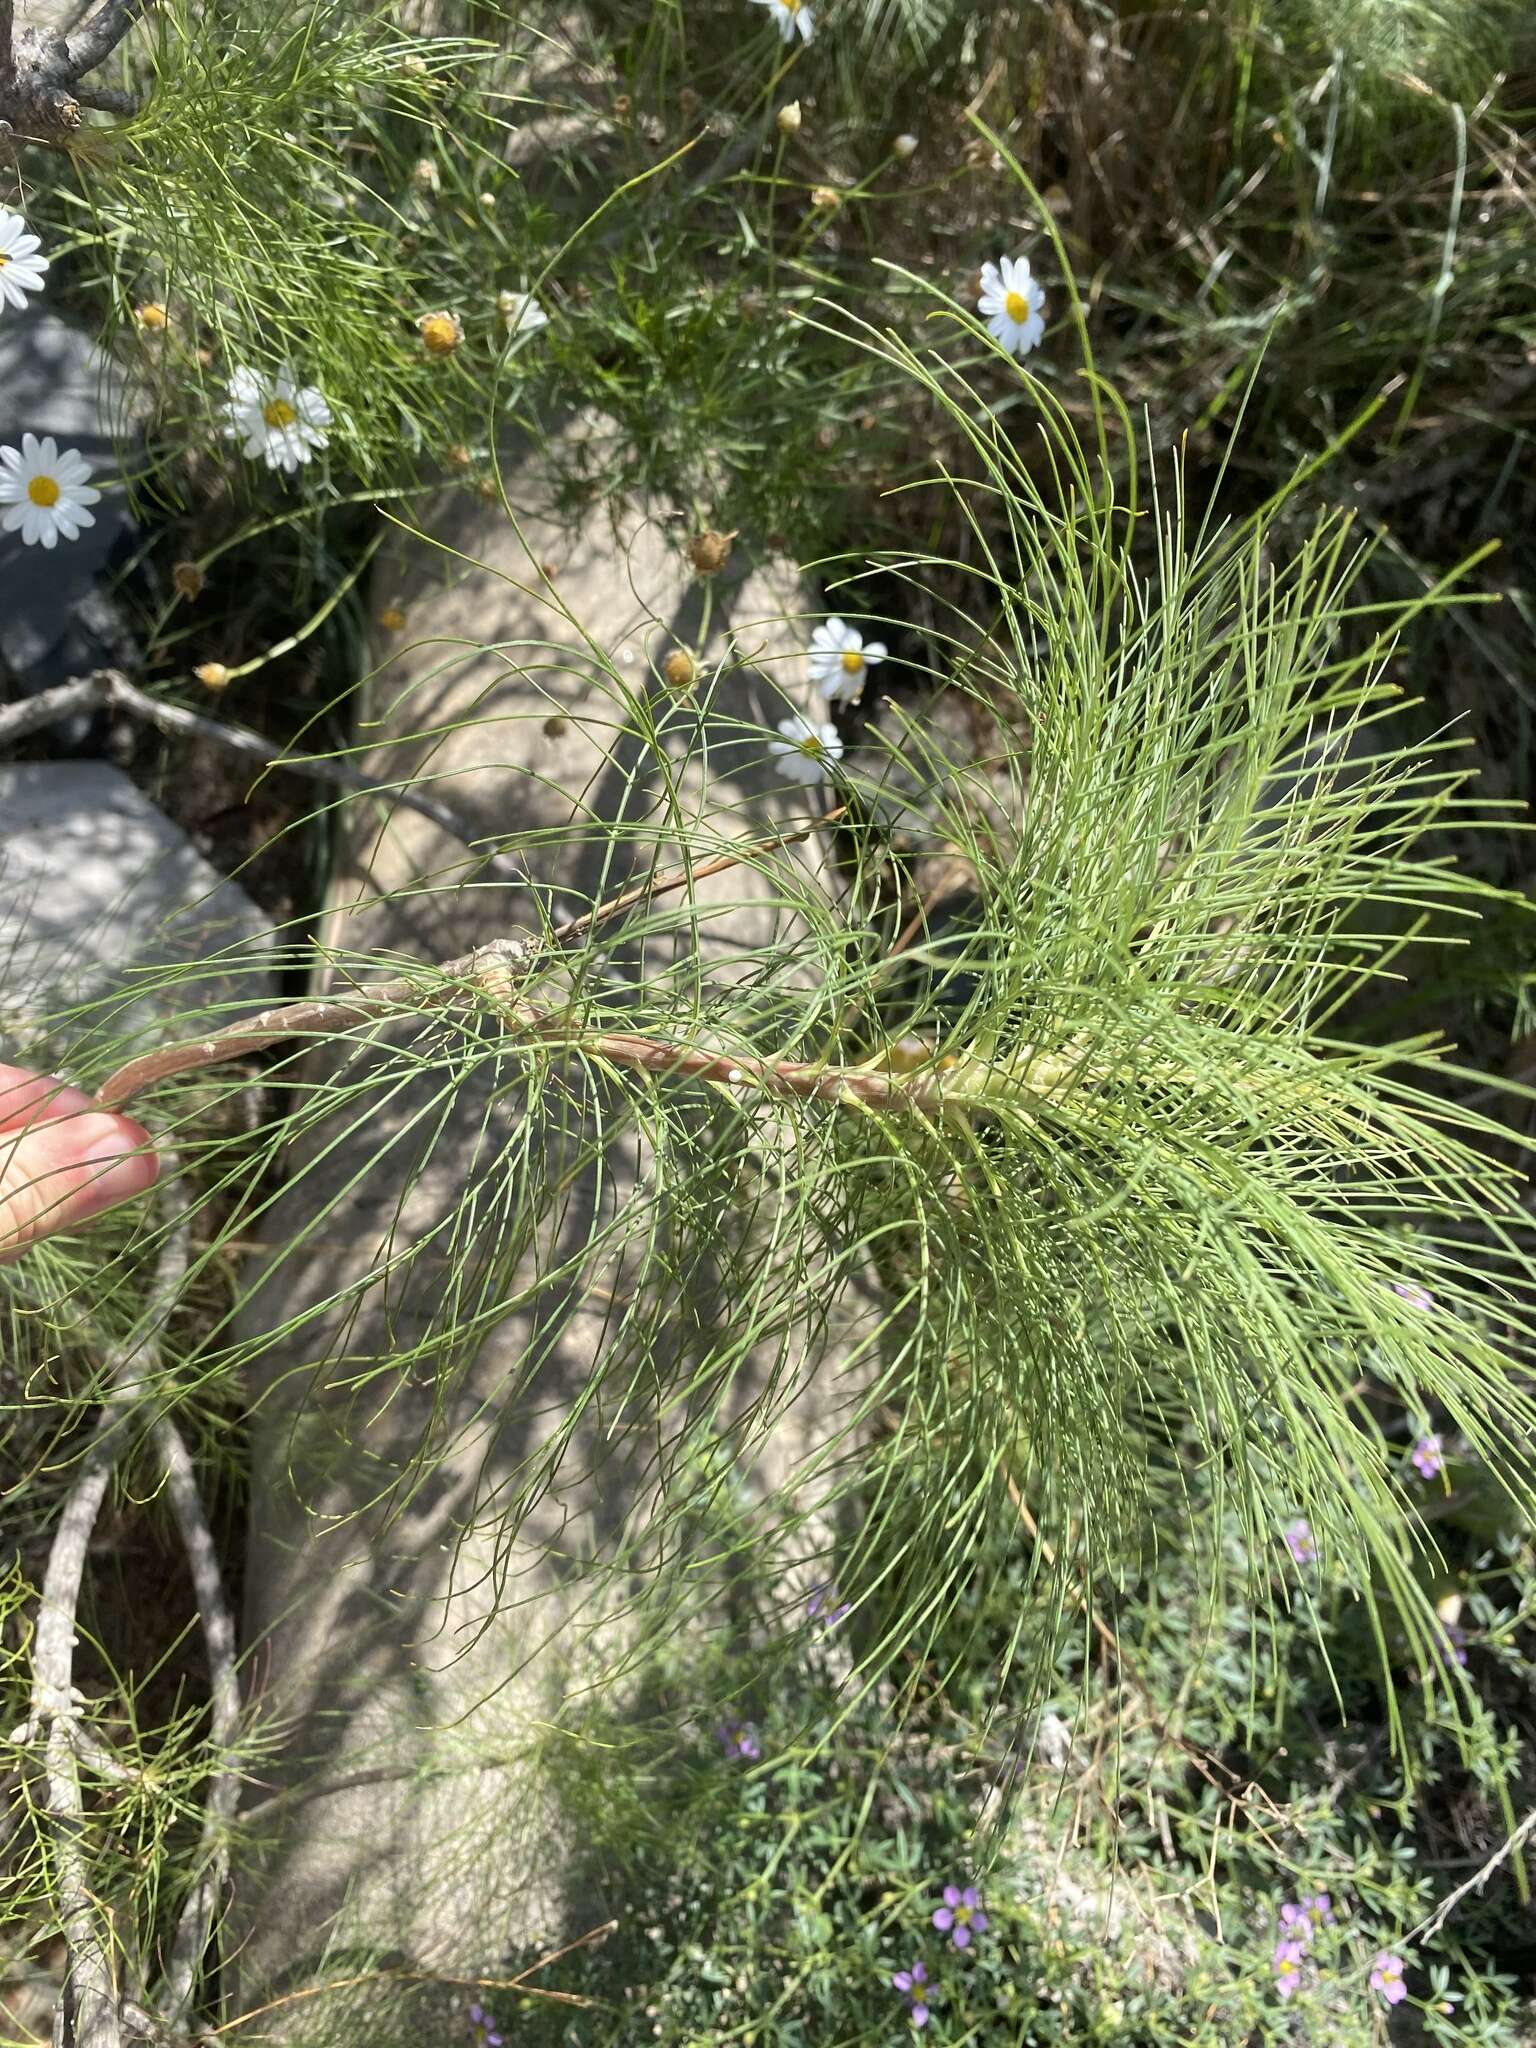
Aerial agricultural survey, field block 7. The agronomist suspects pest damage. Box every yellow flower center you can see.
[1004,289,1031,323]
[0,253,9,270]
[797,735,823,757]
[840,649,864,674]
[27,475,60,508]
[263,398,298,430]
[783,0,801,12]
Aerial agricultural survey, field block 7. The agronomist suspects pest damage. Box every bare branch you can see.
[0,671,526,886]
[28,1182,190,2048]
[72,81,137,112]
[63,0,151,80]
[0,674,103,745]
[150,1412,240,2027]
[1411,1805,1536,1942]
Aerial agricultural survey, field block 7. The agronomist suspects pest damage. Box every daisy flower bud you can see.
[662,648,696,691]
[811,185,841,210]
[172,560,205,601]
[135,301,169,332]
[418,310,464,356]
[194,661,230,691]
[378,604,408,633]
[893,132,918,158]
[776,100,802,135]
[688,529,736,576]
[413,157,441,193]
[401,53,428,76]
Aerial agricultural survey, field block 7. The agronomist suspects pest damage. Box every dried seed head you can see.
[662,648,696,691]
[379,604,408,633]
[612,92,632,119]
[688,529,736,576]
[418,310,464,355]
[445,442,473,468]
[171,560,204,602]
[776,100,802,135]
[194,661,229,691]
[811,185,841,209]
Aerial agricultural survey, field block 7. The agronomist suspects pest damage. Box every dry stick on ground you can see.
[23,1166,243,2042]
[153,1411,241,2029]
[0,670,527,886]
[23,1181,190,2048]
[1411,1805,1536,1943]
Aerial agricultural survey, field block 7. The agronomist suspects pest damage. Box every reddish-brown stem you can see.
[91,936,952,1117]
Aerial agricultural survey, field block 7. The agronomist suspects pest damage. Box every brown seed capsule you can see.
[446,442,473,468]
[379,604,408,633]
[194,661,229,691]
[612,93,632,119]
[418,310,464,355]
[543,714,569,737]
[478,478,500,501]
[135,301,169,331]
[171,560,204,601]
[662,648,696,691]
[688,529,736,576]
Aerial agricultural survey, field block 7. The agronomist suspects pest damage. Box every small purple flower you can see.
[891,1960,933,2028]
[1434,1620,1469,1669]
[1393,1282,1435,1312]
[468,2003,504,2047]
[1284,1518,1317,1565]
[1370,1952,1407,2006]
[1273,1939,1305,2000]
[715,1718,761,1760]
[932,1884,988,1950]
[806,1582,852,1628]
[1410,1435,1443,1480]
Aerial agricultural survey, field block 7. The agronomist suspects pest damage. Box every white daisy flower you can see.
[221,364,332,473]
[752,0,815,42]
[498,289,549,338]
[769,714,843,784]
[0,208,49,312]
[977,253,1047,357]
[808,616,887,704]
[0,434,100,548]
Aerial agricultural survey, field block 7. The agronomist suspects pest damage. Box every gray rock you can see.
[0,761,273,1056]
[0,304,139,688]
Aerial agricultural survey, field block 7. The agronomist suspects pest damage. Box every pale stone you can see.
[232,450,871,2036]
[0,761,272,1053]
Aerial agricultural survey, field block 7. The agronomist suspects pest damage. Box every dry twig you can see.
[1411,1806,1536,1942]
